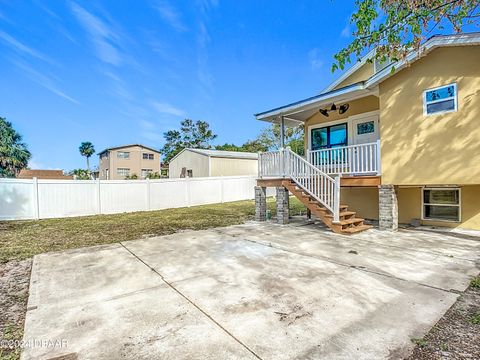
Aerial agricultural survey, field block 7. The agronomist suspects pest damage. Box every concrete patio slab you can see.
[215,221,479,291]
[22,220,479,359]
[22,244,257,360]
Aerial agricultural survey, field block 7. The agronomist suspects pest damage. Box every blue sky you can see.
[1,0,360,170]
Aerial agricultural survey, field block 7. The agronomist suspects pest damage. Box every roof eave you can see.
[255,82,367,122]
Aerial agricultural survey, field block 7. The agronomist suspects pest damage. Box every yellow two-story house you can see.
[255,33,480,234]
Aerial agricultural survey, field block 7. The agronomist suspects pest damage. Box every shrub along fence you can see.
[0,176,273,220]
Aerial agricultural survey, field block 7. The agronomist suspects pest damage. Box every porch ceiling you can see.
[255,83,378,126]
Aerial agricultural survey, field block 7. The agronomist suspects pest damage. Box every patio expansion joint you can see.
[119,242,263,360]
[240,237,460,294]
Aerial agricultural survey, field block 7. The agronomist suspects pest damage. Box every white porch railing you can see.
[308,140,381,175]
[259,148,340,222]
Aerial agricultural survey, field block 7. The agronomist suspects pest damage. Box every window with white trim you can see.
[423,83,457,115]
[117,168,130,177]
[422,188,460,222]
[117,151,130,159]
[141,169,152,178]
[143,153,154,160]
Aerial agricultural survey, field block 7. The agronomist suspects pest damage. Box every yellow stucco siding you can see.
[379,46,480,185]
[396,187,422,224]
[342,186,480,231]
[304,95,379,150]
[334,62,374,90]
[341,187,379,220]
[210,157,258,177]
[397,186,480,230]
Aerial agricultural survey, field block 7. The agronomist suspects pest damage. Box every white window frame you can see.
[117,151,130,159]
[143,153,154,160]
[421,187,461,222]
[116,168,130,177]
[141,168,153,178]
[423,83,458,116]
[307,110,380,150]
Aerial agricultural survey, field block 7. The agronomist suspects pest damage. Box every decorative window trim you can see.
[421,187,461,223]
[423,83,458,116]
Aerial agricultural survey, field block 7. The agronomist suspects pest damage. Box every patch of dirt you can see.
[407,281,480,359]
[0,259,32,360]
[274,304,312,326]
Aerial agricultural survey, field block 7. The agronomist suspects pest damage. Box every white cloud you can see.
[154,0,188,32]
[12,60,80,104]
[195,0,218,100]
[196,22,213,92]
[28,157,60,170]
[0,30,54,64]
[141,130,164,143]
[138,119,164,145]
[151,101,186,117]
[102,70,133,100]
[341,23,351,38]
[70,2,123,66]
[139,119,155,130]
[308,48,323,70]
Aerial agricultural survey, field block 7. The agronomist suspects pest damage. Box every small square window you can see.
[424,83,457,115]
[143,153,154,160]
[357,121,375,135]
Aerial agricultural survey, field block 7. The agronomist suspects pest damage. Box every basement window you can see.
[422,188,460,222]
[424,83,457,115]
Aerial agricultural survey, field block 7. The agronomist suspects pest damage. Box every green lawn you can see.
[0,197,306,263]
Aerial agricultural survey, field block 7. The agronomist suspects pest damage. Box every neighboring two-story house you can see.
[98,144,161,180]
[255,33,480,233]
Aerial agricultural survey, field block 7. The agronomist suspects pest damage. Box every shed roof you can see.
[170,148,258,162]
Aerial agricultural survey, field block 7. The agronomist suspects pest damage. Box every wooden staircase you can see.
[282,179,372,234]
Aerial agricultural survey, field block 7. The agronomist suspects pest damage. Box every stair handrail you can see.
[284,147,340,222]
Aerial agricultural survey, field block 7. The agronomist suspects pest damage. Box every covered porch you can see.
[253,82,398,234]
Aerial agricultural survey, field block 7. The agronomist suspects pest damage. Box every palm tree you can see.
[0,117,31,177]
[79,142,95,172]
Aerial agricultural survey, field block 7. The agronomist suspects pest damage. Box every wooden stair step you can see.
[325,211,356,220]
[339,218,364,226]
[341,225,373,234]
[282,179,371,234]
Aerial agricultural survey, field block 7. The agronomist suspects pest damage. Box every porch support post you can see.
[378,184,398,231]
[255,186,267,221]
[280,115,285,148]
[276,186,289,224]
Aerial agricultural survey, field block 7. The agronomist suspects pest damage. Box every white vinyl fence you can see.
[0,176,270,221]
